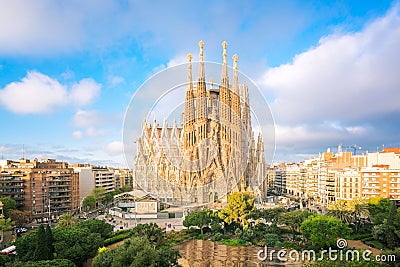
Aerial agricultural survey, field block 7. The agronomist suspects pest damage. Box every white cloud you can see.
[72,130,83,139]
[261,6,400,124]
[167,55,188,68]
[0,71,101,114]
[71,109,123,140]
[106,141,123,156]
[69,78,101,106]
[0,71,67,114]
[108,75,125,87]
[85,127,106,137]
[72,110,113,128]
[0,0,83,54]
[257,6,400,161]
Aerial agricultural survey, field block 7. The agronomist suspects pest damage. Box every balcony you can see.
[362,191,380,195]
[48,184,70,188]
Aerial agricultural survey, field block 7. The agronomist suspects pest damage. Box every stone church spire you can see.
[220,41,229,89]
[232,54,239,94]
[197,40,206,98]
[219,41,231,143]
[184,54,195,125]
[196,40,207,141]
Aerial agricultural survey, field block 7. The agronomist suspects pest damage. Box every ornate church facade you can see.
[133,41,267,206]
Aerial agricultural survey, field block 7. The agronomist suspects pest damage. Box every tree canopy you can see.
[0,197,17,218]
[278,210,312,240]
[92,236,180,267]
[300,215,352,249]
[183,209,212,234]
[8,209,31,228]
[33,224,53,261]
[82,195,96,208]
[368,197,393,225]
[219,192,255,228]
[56,213,78,228]
[16,219,112,266]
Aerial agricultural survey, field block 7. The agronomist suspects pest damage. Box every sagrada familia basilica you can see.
[133,41,267,206]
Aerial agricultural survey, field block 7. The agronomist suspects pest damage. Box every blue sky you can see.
[0,0,399,167]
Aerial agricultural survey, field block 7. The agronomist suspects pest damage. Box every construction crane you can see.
[326,144,362,155]
[340,144,362,155]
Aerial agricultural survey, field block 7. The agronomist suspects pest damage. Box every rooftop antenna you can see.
[22,144,25,159]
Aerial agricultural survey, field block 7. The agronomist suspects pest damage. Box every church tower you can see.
[183,54,195,149]
[218,41,231,171]
[195,40,208,143]
[133,41,267,206]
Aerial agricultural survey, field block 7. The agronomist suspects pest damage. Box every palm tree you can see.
[56,213,78,228]
[327,200,351,224]
[349,199,370,233]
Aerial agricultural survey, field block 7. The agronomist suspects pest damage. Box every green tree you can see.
[300,215,352,249]
[0,217,13,248]
[264,233,281,247]
[349,199,370,233]
[278,210,312,240]
[45,224,54,257]
[0,217,13,232]
[56,213,78,228]
[33,224,52,261]
[93,187,106,206]
[372,203,400,249]
[16,231,37,261]
[327,199,352,224]
[131,223,163,247]
[76,219,113,239]
[53,226,103,266]
[367,197,393,225]
[219,192,255,228]
[121,185,132,192]
[9,259,76,267]
[82,195,96,209]
[91,247,115,267]
[8,209,31,228]
[252,207,286,224]
[183,210,212,234]
[0,197,17,218]
[92,236,180,267]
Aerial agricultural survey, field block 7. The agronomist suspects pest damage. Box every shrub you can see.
[195,233,207,240]
[348,233,373,240]
[264,233,280,247]
[103,233,128,246]
[221,238,247,246]
[211,232,224,242]
[210,221,222,233]
[242,229,254,241]
[234,228,242,236]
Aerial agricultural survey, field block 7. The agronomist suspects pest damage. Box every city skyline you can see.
[0,1,399,167]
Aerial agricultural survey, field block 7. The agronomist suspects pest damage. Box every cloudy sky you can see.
[0,0,399,167]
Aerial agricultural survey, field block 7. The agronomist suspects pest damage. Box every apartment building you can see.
[114,168,133,189]
[271,148,400,207]
[0,170,26,208]
[1,159,79,219]
[361,165,400,199]
[73,164,95,202]
[92,166,115,193]
[335,169,362,201]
